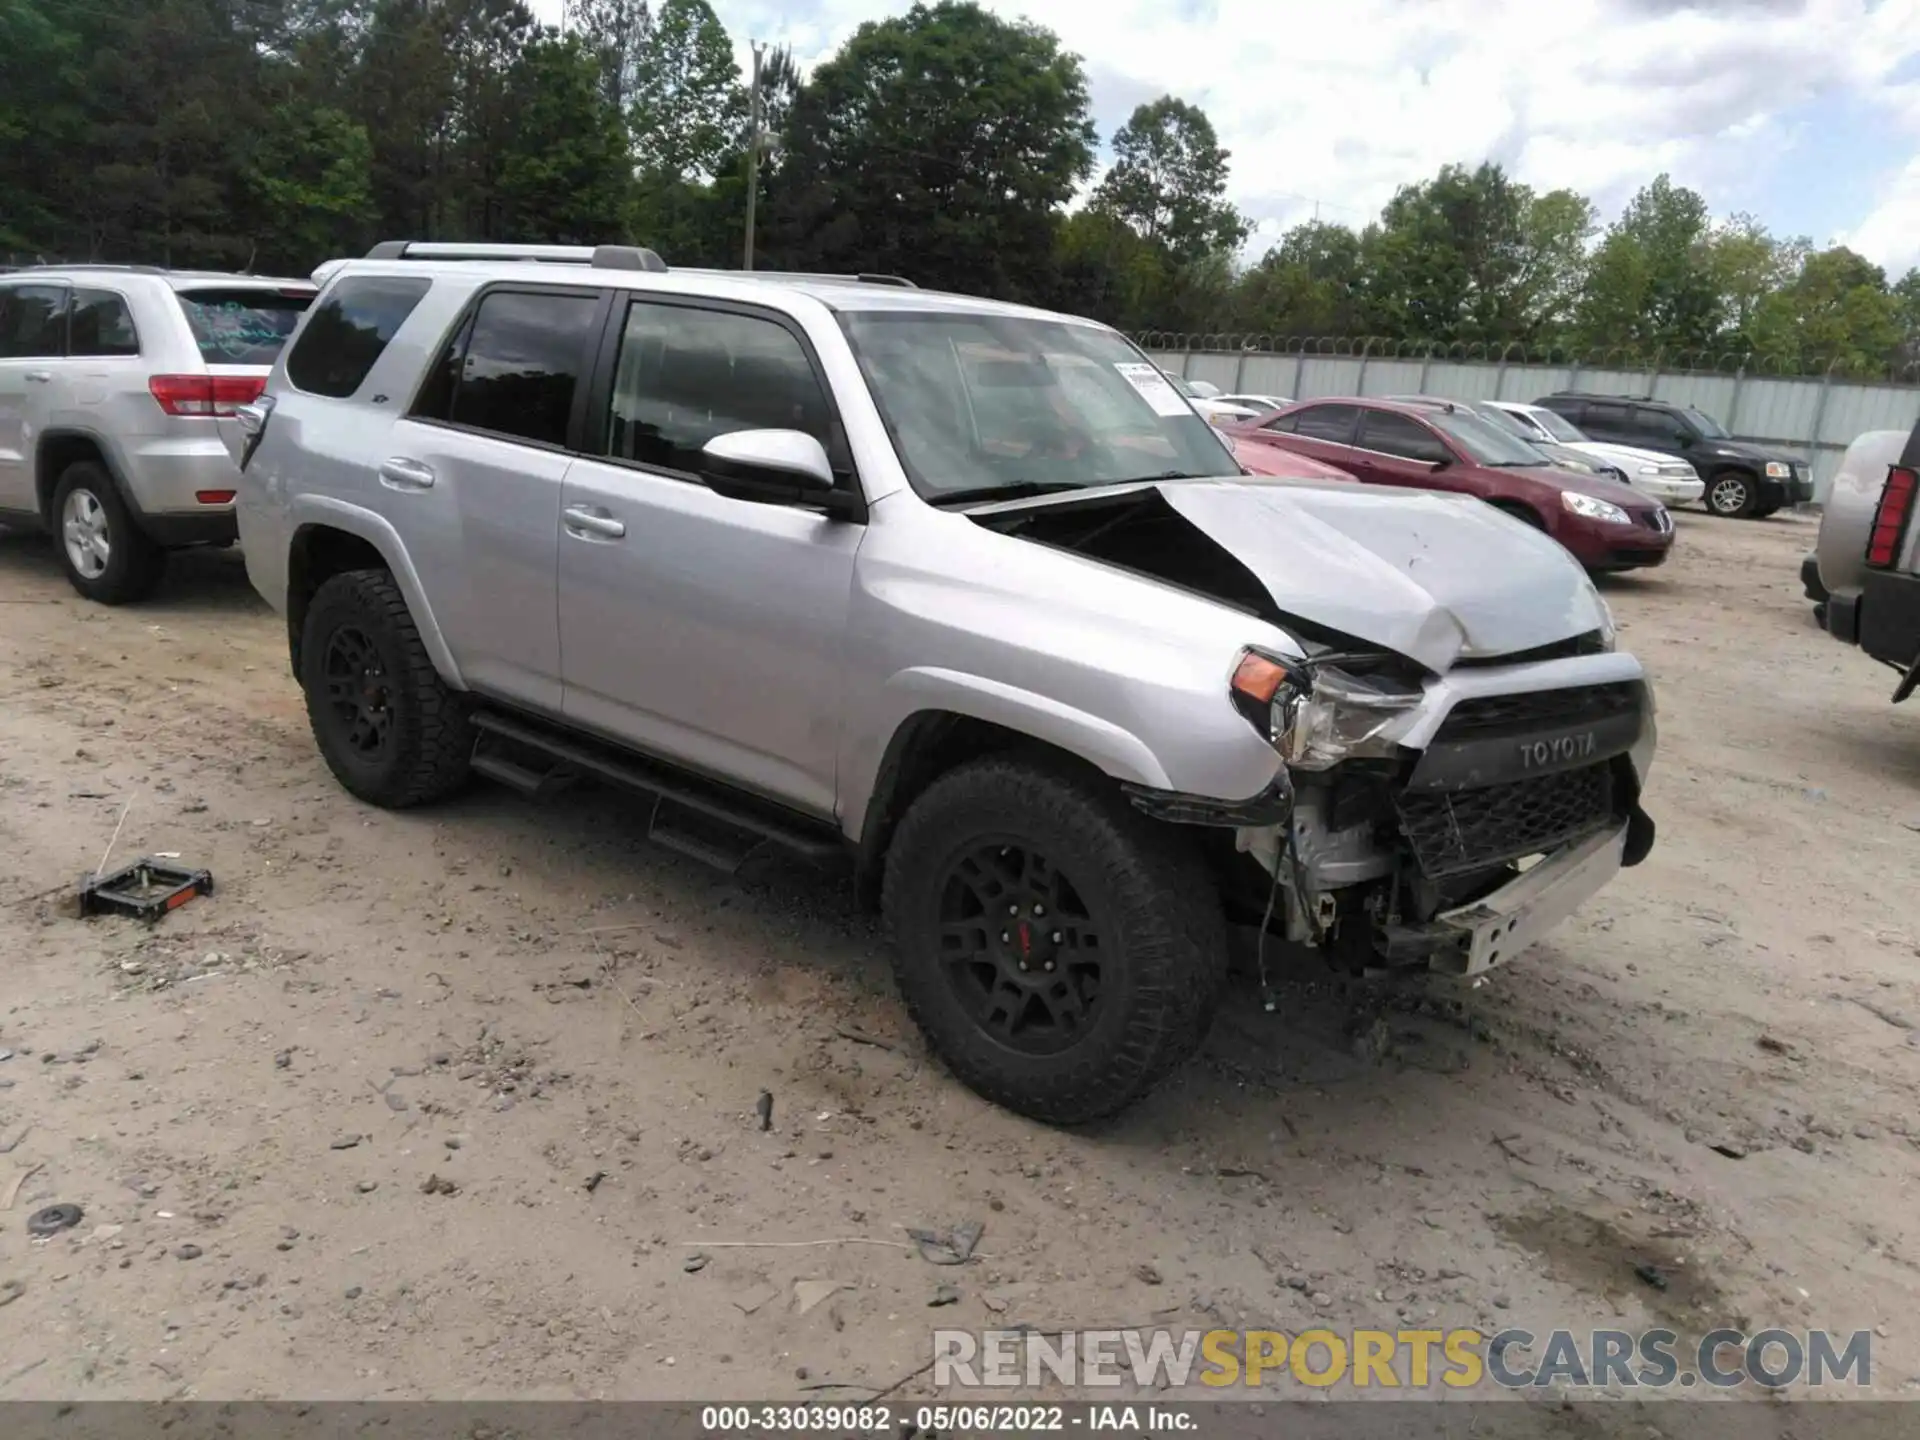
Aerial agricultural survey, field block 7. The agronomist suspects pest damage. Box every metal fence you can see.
[1135,335,1920,503]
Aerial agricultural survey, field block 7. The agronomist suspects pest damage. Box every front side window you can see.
[1292,404,1361,444]
[69,289,140,357]
[0,285,68,359]
[1360,410,1452,463]
[417,289,599,448]
[839,311,1235,503]
[605,301,835,474]
[287,277,430,397]
[176,287,313,365]
[1681,408,1726,439]
[1581,401,1632,432]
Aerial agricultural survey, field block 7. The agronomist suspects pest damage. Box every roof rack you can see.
[364,241,668,273]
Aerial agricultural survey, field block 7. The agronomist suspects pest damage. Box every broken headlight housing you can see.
[1230,650,1424,770]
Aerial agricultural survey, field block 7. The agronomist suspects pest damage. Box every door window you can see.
[68,289,140,357]
[1580,401,1633,434]
[0,285,68,358]
[1631,407,1694,444]
[1289,404,1360,444]
[415,288,600,448]
[604,300,836,478]
[1358,409,1452,463]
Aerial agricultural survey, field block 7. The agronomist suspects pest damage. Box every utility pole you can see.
[743,40,764,270]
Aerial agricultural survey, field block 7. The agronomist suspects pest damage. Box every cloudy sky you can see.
[535,0,1920,276]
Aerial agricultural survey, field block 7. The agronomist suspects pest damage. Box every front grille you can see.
[1396,764,1618,879]
[1639,508,1673,533]
[1438,682,1638,736]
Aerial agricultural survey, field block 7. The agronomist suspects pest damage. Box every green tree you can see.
[769,1,1095,299]
[1360,162,1535,343]
[1231,220,1367,336]
[572,0,651,114]
[628,0,743,185]
[1512,189,1598,342]
[1089,96,1246,264]
[1576,174,1720,354]
[1753,246,1903,376]
[244,103,375,268]
[496,33,632,243]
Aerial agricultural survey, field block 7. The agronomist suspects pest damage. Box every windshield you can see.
[1524,407,1585,443]
[1687,408,1728,439]
[1429,409,1553,466]
[175,287,313,364]
[839,312,1239,502]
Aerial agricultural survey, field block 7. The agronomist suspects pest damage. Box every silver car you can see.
[0,266,315,602]
[235,242,1658,1123]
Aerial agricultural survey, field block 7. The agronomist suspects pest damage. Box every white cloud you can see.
[536,0,1920,260]
[1840,152,1920,274]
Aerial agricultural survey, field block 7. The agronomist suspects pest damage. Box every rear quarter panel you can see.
[1817,430,1909,592]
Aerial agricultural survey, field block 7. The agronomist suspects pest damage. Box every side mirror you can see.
[699,429,848,511]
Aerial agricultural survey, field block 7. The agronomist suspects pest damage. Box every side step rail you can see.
[469,711,845,873]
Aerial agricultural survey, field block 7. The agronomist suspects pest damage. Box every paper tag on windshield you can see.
[1114,362,1192,418]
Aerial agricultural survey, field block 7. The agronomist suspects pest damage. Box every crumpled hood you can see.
[1154,479,1607,671]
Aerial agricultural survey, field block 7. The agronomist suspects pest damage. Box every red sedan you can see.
[1222,397,1675,573]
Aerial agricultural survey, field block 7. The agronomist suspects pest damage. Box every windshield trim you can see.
[1683,408,1728,439]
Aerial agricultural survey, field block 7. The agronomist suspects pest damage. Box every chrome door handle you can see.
[378,457,435,491]
[24,371,52,384]
[563,505,625,539]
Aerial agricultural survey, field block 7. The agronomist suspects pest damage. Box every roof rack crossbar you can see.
[362,241,667,272]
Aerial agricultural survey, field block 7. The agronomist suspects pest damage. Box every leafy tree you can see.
[1752,246,1903,376]
[1360,162,1536,343]
[496,32,632,243]
[1576,175,1720,353]
[1233,220,1368,336]
[769,1,1095,299]
[1089,96,1246,264]
[627,0,743,185]
[571,0,651,114]
[244,103,376,269]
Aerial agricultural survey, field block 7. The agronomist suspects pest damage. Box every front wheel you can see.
[881,756,1229,1124]
[299,568,473,808]
[1706,471,1756,517]
[51,463,165,604]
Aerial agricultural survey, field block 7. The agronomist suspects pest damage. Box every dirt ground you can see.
[1,510,1917,1406]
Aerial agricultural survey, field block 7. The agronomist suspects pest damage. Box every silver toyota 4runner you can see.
[0,266,316,602]
[235,242,1658,1123]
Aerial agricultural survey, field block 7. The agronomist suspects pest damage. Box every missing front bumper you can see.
[1424,821,1628,976]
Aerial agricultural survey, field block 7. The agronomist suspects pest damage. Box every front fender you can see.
[288,495,466,691]
[839,666,1179,842]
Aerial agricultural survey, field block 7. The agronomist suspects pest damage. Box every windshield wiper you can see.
[926,480,1091,508]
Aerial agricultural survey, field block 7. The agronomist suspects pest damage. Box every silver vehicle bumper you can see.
[1429,821,1626,976]
[120,436,244,516]
[1634,477,1704,505]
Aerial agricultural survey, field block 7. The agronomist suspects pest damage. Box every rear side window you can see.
[1292,404,1361,444]
[286,277,430,397]
[69,289,139,357]
[416,289,600,448]
[1581,401,1632,432]
[0,285,68,358]
[605,300,834,471]
[1632,407,1693,443]
[177,287,315,365]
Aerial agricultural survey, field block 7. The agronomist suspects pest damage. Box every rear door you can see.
[0,283,69,512]
[1575,400,1638,447]
[384,283,608,712]
[1626,405,1694,460]
[1350,408,1459,490]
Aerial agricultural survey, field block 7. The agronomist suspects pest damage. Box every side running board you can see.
[469,710,845,874]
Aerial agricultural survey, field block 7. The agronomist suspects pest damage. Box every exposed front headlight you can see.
[1229,652,1422,770]
[1562,491,1631,525]
[1637,464,1662,476]
[1765,461,1792,479]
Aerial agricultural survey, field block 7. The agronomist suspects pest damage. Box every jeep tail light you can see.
[1866,465,1916,569]
[148,374,267,417]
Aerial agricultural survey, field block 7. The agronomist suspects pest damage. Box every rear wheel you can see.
[299,568,473,808]
[51,463,165,604]
[882,756,1229,1124]
[1706,470,1757,518]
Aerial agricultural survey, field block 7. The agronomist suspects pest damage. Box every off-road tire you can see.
[882,756,1229,1124]
[50,463,165,604]
[299,568,473,808]
[1706,469,1757,518]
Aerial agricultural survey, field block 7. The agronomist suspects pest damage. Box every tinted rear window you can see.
[285,277,432,397]
[176,287,314,365]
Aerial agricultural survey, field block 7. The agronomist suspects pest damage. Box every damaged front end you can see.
[969,478,1656,979]
[1138,645,1656,977]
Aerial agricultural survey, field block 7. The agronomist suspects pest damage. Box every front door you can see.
[1351,408,1460,490]
[0,283,69,513]
[557,296,866,818]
